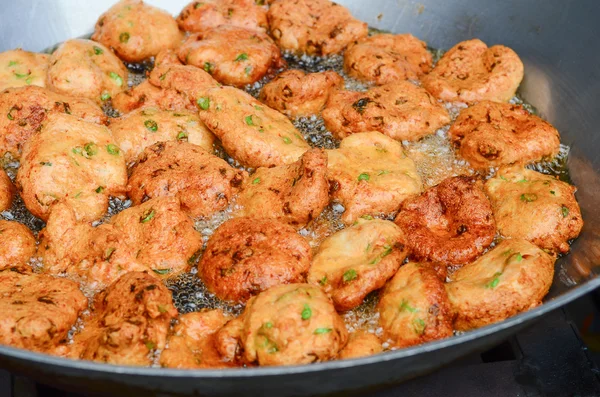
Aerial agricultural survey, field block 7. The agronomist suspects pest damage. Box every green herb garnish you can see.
[197,97,210,110]
[106,144,120,155]
[235,53,249,62]
[485,272,503,289]
[140,209,156,223]
[520,193,537,202]
[343,269,357,283]
[358,173,370,182]
[93,46,103,55]
[144,119,158,132]
[301,304,312,320]
[314,328,332,335]
[119,32,130,43]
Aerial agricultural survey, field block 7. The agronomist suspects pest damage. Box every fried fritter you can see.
[344,34,432,85]
[484,166,583,253]
[197,85,310,167]
[446,239,554,330]
[378,262,453,348]
[179,26,284,87]
[268,0,368,55]
[215,284,347,366]
[395,176,496,267]
[93,0,184,63]
[338,331,383,360]
[307,218,409,311]
[322,81,450,141]
[448,101,561,169]
[177,0,268,34]
[0,49,49,91]
[0,268,87,353]
[200,217,311,302]
[327,132,422,224]
[109,107,215,164]
[0,86,107,158]
[0,169,14,211]
[0,221,36,270]
[112,80,196,114]
[128,141,246,218]
[47,39,128,104]
[421,39,524,103]
[236,148,328,227]
[71,271,178,365]
[259,69,343,118]
[148,63,219,106]
[17,113,127,222]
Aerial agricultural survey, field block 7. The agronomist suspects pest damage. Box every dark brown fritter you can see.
[236,148,329,228]
[0,169,14,211]
[128,141,246,218]
[71,271,178,365]
[395,176,496,267]
[199,217,311,303]
[0,268,87,353]
[177,0,268,34]
[0,220,36,270]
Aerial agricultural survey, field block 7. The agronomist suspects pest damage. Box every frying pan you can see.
[1,0,600,395]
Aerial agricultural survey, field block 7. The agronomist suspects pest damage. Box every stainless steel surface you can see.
[1,0,600,396]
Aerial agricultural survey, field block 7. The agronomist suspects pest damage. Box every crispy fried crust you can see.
[177,0,268,34]
[0,220,36,270]
[0,49,49,92]
[0,169,14,211]
[112,80,196,114]
[338,331,383,360]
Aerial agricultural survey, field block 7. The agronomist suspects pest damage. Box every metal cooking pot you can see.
[1,0,600,395]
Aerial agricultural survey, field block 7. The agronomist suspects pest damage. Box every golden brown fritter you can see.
[0,169,14,211]
[39,197,203,290]
[112,80,196,114]
[128,141,246,218]
[0,49,49,92]
[327,132,422,224]
[0,221,36,270]
[448,101,561,169]
[259,69,344,118]
[71,271,178,365]
[422,39,524,103]
[236,148,328,227]
[395,176,496,267]
[197,85,310,168]
[0,86,107,158]
[446,239,555,330]
[0,268,87,353]
[177,0,268,34]
[47,39,128,104]
[200,217,311,302]
[484,166,583,253]
[179,26,284,88]
[16,113,127,222]
[378,262,453,348]
[322,81,450,141]
[268,0,368,55]
[109,107,215,164]
[215,284,347,366]
[148,63,220,107]
[338,331,382,360]
[160,310,237,369]
[307,218,408,311]
[92,0,184,63]
[344,34,432,85]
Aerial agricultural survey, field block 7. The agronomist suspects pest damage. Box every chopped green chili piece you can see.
[358,173,370,182]
[194,2,204,8]
[119,32,130,43]
[314,328,332,335]
[109,72,123,87]
[104,247,115,261]
[235,53,249,62]
[485,272,503,289]
[39,161,52,166]
[319,276,327,286]
[343,269,357,283]
[152,268,172,275]
[245,115,254,125]
[282,136,292,144]
[561,206,569,218]
[520,193,537,202]
[101,92,111,101]
[197,97,210,110]
[106,144,120,155]
[177,131,188,141]
[377,170,391,176]
[203,62,214,74]
[140,209,156,223]
[157,305,167,313]
[145,341,155,350]
[254,105,263,111]
[95,186,104,193]
[245,65,253,75]
[93,46,103,55]
[144,119,158,132]
[412,318,426,335]
[8,60,17,67]
[360,215,374,220]
[14,71,30,79]
[400,299,418,313]
[301,304,312,320]
[252,177,261,184]
[550,190,556,195]
[264,321,273,329]
[84,142,98,157]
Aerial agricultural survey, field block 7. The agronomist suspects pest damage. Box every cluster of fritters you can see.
[0,0,583,368]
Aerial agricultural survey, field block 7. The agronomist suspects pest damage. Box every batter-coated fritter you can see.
[0,221,36,270]
[0,49,49,92]
[198,85,310,168]
[109,107,215,164]
[338,331,382,360]
[421,39,524,103]
[215,284,348,366]
[128,141,246,218]
[446,239,554,330]
[200,217,311,302]
[160,310,237,369]
[236,148,328,227]
[47,39,128,104]
[259,70,344,118]
[327,132,423,224]
[71,271,178,365]
[177,0,268,34]
[179,26,284,87]
[17,114,127,222]
[0,169,14,211]
[344,34,432,85]
[448,101,561,169]
[307,218,409,311]
[395,176,496,267]
[148,63,220,107]
[484,166,583,253]
[0,86,107,158]
[0,268,87,353]
[93,0,183,63]
[112,81,196,115]
[322,81,450,141]
[39,197,203,290]
[378,262,453,348]
[268,0,368,55]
